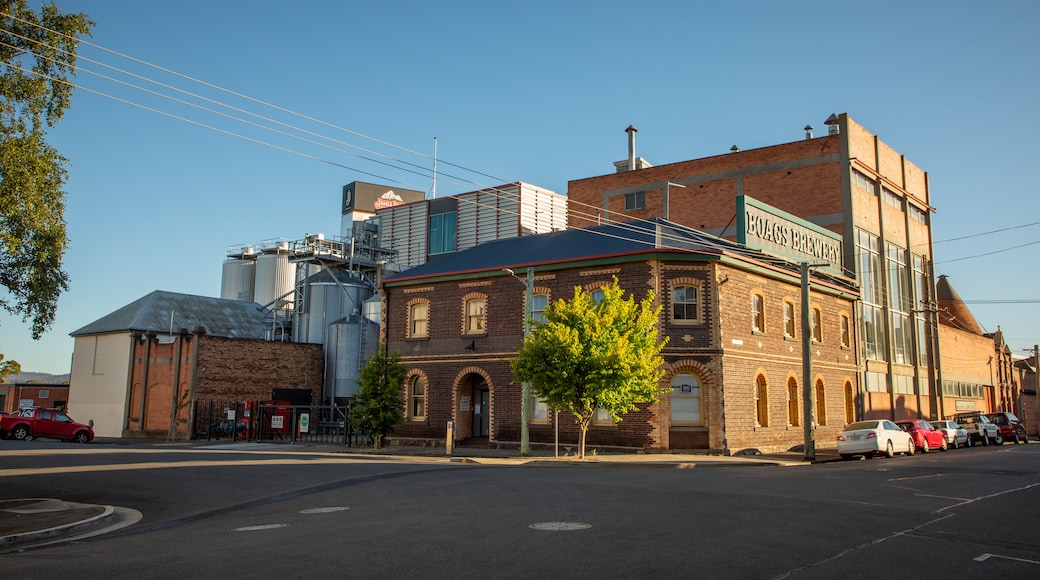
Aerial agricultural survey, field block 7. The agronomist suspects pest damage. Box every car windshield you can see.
[844,421,879,431]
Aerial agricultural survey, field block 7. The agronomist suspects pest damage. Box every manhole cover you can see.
[529,522,592,531]
[299,507,350,514]
[235,524,288,531]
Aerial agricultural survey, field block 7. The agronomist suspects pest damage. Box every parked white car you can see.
[837,420,915,460]
[929,420,969,449]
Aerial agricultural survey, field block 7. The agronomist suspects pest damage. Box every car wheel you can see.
[11,425,29,441]
[1014,433,1021,444]
[940,438,948,451]
[921,439,929,453]
[73,431,90,444]
[906,440,915,456]
[885,440,895,458]
[994,434,1003,445]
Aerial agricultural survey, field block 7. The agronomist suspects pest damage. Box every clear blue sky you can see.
[2,0,1039,374]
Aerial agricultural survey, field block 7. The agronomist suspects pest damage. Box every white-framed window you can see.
[670,373,702,425]
[408,376,425,420]
[811,307,822,343]
[591,288,605,304]
[530,395,548,422]
[531,294,548,325]
[752,293,765,333]
[625,191,645,210]
[783,301,796,338]
[672,284,700,323]
[840,314,851,348]
[464,296,486,334]
[408,301,429,338]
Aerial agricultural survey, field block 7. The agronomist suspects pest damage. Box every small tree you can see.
[0,353,20,382]
[352,345,406,448]
[511,279,668,458]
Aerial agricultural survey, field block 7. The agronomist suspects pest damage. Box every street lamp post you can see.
[505,267,534,457]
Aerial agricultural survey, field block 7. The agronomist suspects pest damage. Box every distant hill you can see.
[3,372,71,384]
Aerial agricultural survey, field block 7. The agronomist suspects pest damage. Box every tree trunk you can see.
[577,418,591,459]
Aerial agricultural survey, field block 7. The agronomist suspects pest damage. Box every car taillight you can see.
[836,435,846,441]
[867,432,878,439]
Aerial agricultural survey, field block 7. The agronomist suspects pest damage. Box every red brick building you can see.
[381,219,858,454]
[69,291,322,439]
[0,383,70,414]
[568,114,947,422]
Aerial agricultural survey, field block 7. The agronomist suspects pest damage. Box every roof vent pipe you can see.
[824,113,840,135]
[804,125,814,140]
[626,125,638,171]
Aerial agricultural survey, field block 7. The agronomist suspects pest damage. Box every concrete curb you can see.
[0,500,116,552]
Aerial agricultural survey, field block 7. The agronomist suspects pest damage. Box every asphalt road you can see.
[1,440,1039,578]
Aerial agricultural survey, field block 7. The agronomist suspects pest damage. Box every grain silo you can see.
[253,241,294,309]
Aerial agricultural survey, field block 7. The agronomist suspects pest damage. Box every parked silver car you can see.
[930,420,969,449]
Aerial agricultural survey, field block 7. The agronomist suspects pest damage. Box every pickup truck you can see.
[952,411,1001,446]
[0,407,94,443]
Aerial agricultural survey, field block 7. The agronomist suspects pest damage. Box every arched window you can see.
[787,378,800,426]
[591,288,605,304]
[409,376,425,421]
[811,307,822,342]
[815,379,826,426]
[784,301,796,338]
[670,373,702,424]
[755,375,769,427]
[840,314,851,348]
[752,293,765,333]
[844,381,856,424]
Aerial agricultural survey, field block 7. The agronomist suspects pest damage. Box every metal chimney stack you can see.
[804,125,814,140]
[626,125,638,171]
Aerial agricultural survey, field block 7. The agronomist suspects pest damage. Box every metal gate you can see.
[192,401,368,446]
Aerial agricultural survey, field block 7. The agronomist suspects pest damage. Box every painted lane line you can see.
[299,507,349,514]
[974,553,1040,565]
[235,524,288,532]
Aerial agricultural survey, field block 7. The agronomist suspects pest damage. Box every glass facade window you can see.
[887,243,912,365]
[856,229,886,361]
[428,212,457,255]
[912,254,931,364]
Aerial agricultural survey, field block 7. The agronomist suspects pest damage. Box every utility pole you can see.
[521,267,534,456]
[801,262,815,462]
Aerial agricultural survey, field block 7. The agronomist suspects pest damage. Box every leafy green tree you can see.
[511,279,668,458]
[0,353,19,382]
[0,1,92,342]
[351,345,406,448]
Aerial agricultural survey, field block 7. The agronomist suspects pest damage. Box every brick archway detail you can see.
[452,366,495,440]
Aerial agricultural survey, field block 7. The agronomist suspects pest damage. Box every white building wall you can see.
[67,333,133,438]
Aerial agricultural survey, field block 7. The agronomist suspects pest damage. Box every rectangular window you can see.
[625,191,645,210]
[531,396,548,422]
[784,301,796,338]
[465,298,485,334]
[909,204,928,224]
[887,243,911,364]
[593,406,613,425]
[893,375,914,395]
[409,303,428,338]
[857,229,886,361]
[883,187,904,210]
[672,285,700,323]
[752,294,765,332]
[531,294,548,325]
[788,382,800,426]
[852,169,876,194]
[840,314,851,348]
[409,377,425,420]
[428,212,457,255]
[811,308,822,343]
[864,371,887,393]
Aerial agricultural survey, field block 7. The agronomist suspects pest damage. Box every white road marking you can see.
[235,524,288,531]
[974,553,1040,565]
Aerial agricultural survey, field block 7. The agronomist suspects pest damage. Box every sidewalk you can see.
[0,441,838,552]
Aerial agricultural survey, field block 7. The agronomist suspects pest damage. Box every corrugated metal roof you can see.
[69,290,269,339]
[385,218,748,282]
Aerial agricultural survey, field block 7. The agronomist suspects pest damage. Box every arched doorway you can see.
[455,372,490,440]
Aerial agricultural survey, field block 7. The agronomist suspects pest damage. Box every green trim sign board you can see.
[737,195,843,275]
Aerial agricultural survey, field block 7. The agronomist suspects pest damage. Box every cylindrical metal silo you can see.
[295,269,373,345]
[254,251,295,308]
[324,316,379,401]
[220,259,256,301]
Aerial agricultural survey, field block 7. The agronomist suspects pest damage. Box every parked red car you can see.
[896,419,947,453]
[985,412,1029,444]
[0,407,94,443]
